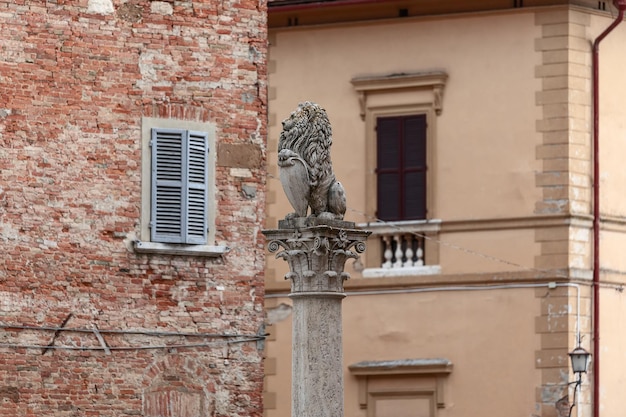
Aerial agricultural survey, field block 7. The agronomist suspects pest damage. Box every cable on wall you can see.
[0,337,265,352]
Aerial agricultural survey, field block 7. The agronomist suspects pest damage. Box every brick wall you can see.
[0,1,267,416]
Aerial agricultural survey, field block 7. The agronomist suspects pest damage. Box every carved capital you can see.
[263,222,370,294]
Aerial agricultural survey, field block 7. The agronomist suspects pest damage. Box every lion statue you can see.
[277,102,346,221]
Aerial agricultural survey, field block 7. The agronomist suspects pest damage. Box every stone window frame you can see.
[134,117,227,256]
[348,358,453,416]
[367,389,436,417]
[351,71,447,270]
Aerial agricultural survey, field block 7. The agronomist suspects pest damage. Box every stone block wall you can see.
[533,8,592,271]
[0,0,267,416]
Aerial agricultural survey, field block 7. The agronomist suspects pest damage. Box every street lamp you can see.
[569,346,591,376]
[567,346,591,417]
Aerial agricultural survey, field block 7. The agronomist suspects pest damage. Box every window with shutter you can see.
[376,114,427,221]
[151,128,209,244]
[351,73,445,272]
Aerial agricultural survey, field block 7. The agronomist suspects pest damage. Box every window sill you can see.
[362,265,441,278]
[133,241,229,257]
[357,218,442,234]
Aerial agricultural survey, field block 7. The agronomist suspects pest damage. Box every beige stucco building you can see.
[263,1,626,416]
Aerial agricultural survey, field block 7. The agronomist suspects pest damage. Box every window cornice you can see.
[349,358,453,410]
[351,71,448,120]
[349,358,453,376]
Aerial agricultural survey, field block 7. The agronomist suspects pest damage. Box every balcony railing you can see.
[357,219,441,278]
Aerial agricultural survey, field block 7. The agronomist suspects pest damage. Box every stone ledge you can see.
[362,265,441,278]
[133,241,229,257]
[266,269,591,295]
[349,358,453,376]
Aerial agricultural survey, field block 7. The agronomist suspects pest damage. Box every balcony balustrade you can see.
[357,219,441,278]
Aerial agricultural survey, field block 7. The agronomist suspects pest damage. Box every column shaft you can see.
[291,294,344,417]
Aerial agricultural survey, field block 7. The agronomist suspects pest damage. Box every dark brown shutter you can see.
[376,114,427,221]
[376,117,401,221]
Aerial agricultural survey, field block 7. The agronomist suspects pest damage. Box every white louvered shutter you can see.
[151,128,209,244]
[185,131,209,244]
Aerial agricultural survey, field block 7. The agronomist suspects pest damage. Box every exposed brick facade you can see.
[0,0,267,416]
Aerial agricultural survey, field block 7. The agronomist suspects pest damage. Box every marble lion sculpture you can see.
[277,102,347,221]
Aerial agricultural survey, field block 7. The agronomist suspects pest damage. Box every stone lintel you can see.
[349,358,453,376]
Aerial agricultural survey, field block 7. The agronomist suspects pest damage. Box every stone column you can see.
[263,217,369,417]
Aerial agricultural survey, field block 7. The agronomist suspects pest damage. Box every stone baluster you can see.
[403,234,414,267]
[393,234,403,269]
[415,237,424,266]
[382,235,393,269]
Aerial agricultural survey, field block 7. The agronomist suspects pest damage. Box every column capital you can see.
[263,219,370,294]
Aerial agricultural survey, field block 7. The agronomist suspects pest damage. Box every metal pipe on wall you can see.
[591,2,626,416]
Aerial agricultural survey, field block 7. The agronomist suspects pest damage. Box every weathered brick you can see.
[0,0,267,416]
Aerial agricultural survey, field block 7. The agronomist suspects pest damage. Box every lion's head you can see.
[278,102,332,162]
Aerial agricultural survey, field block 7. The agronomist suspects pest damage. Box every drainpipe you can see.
[591,2,625,416]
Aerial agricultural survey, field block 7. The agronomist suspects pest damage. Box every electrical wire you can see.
[267,173,626,292]
[266,177,589,344]
[0,324,267,352]
[0,324,261,339]
[346,205,573,279]
[267,172,567,279]
[343,282,582,349]
[0,337,264,352]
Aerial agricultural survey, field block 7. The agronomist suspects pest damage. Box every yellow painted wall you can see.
[267,10,543,280]
[595,20,626,218]
[588,14,626,415]
[268,11,542,225]
[597,286,626,415]
[266,287,544,417]
[439,229,539,274]
[266,6,626,417]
